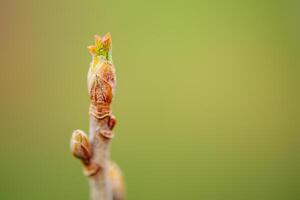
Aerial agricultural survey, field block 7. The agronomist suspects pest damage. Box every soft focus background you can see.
[0,0,299,199]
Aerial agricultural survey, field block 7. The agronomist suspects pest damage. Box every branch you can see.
[70,33,124,200]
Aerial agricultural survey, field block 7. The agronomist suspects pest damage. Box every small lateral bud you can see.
[108,115,116,130]
[109,161,125,200]
[70,130,91,164]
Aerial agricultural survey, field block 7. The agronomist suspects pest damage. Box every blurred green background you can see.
[0,0,299,199]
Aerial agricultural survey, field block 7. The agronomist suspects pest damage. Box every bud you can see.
[70,130,91,164]
[108,115,117,130]
[109,161,125,200]
[87,33,116,119]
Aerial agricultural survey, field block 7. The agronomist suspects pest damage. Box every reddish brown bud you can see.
[87,33,116,119]
[108,115,116,130]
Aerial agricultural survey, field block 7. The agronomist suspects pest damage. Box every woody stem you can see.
[88,110,113,200]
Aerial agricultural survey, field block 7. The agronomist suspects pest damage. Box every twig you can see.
[70,33,124,200]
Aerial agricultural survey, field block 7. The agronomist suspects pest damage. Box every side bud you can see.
[70,130,91,165]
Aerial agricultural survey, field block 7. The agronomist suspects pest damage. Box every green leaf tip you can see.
[88,32,112,61]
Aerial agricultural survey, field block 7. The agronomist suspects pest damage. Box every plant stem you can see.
[88,115,113,200]
[71,33,123,200]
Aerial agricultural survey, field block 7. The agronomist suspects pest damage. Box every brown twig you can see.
[70,33,124,200]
